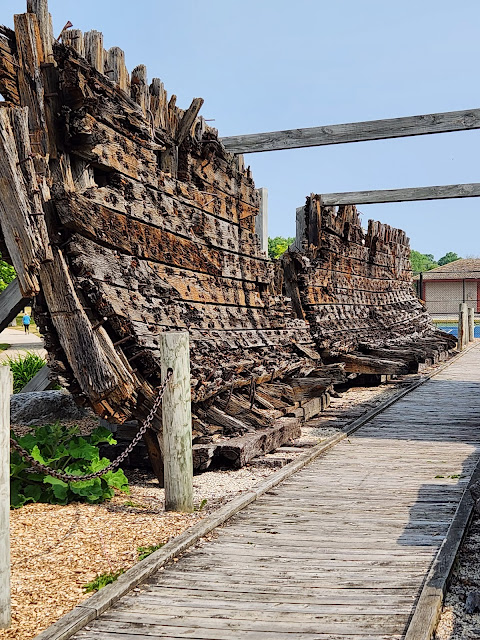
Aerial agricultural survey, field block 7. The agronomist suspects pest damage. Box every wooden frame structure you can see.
[220,107,480,153]
[222,107,480,212]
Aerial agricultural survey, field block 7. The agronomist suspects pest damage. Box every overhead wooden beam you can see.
[220,108,480,154]
[319,182,480,206]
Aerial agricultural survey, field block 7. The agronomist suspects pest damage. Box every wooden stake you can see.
[62,29,85,58]
[458,303,468,350]
[0,366,12,629]
[84,31,104,73]
[468,306,475,342]
[160,331,193,513]
[26,0,54,63]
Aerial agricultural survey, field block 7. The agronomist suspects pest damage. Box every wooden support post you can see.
[468,306,475,342]
[458,303,468,351]
[255,187,268,255]
[160,331,193,513]
[0,366,12,629]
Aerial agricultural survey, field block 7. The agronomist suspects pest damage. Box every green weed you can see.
[83,569,125,592]
[137,543,165,561]
[194,498,208,512]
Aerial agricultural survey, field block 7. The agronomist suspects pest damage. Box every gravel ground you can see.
[435,512,480,639]
[0,369,445,640]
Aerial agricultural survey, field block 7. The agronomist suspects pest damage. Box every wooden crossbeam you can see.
[220,108,480,154]
[319,182,480,206]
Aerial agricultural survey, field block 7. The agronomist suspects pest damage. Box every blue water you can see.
[437,325,480,338]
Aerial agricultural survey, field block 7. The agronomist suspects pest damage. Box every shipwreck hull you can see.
[0,3,455,475]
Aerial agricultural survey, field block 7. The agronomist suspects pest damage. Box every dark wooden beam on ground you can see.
[0,279,29,334]
[319,182,480,206]
[220,108,480,154]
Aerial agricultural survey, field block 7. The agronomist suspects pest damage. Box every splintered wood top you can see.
[73,345,480,639]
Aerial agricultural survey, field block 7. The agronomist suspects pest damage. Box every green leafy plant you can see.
[0,254,15,292]
[137,543,165,561]
[4,351,46,393]
[83,569,125,592]
[10,423,129,508]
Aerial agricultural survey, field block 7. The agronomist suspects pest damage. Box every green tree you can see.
[0,253,15,291]
[410,250,438,273]
[268,236,295,260]
[437,252,461,266]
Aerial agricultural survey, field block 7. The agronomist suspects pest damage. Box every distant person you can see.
[22,313,31,334]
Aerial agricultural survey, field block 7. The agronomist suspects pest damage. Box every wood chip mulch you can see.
[1,487,202,640]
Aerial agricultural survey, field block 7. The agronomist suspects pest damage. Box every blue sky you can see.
[3,0,480,258]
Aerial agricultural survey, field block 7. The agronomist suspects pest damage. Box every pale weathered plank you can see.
[319,182,480,206]
[220,107,480,153]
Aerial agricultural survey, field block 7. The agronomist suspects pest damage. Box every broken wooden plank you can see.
[13,12,48,156]
[20,364,52,392]
[106,46,129,92]
[220,107,480,153]
[0,279,29,334]
[216,418,302,468]
[38,247,137,418]
[0,107,43,295]
[176,97,204,145]
[84,30,104,73]
[0,26,20,104]
[324,352,409,375]
[26,0,54,63]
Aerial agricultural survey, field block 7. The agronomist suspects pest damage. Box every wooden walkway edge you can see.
[35,343,480,640]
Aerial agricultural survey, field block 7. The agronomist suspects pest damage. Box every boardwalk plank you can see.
[70,344,480,639]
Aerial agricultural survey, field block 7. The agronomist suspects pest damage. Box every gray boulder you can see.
[11,391,90,426]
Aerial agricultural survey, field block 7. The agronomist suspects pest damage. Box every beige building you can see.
[418,259,480,317]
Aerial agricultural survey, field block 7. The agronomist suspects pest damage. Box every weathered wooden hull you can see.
[0,5,455,474]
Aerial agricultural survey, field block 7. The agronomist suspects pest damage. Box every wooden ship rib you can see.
[0,1,456,482]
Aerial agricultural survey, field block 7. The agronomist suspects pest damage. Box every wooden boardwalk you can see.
[74,344,480,640]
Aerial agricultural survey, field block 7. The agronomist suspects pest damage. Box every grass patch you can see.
[137,543,165,561]
[83,569,125,592]
[0,344,10,352]
[3,351,46,393]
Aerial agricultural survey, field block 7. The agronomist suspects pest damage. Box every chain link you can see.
[9,369,173,483]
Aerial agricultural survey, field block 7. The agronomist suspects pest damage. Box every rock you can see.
[10,391,90,426]
[465,590,480,614]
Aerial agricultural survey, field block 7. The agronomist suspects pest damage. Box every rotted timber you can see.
[0,1,456,480]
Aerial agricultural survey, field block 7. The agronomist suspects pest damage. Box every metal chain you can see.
[9,368,173,483]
